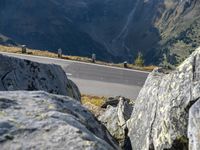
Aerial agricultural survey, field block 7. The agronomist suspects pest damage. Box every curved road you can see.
[0,52,149,99]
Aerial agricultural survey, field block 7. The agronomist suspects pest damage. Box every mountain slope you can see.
[155,0,200,65]
[0,0,200,64]
[0,0,115,62]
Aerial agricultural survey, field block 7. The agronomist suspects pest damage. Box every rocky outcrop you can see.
[0,54,81,101]
[188,99,200,150]
[0,91,119,150]
[127,47,200,150]
[99,97,133,148]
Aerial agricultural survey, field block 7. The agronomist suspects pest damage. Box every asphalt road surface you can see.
[0,52,149,99]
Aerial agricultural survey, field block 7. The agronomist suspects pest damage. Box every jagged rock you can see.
[0,91,119,150]
[101,97,119,108]
[188,99,200,150]
[98,97,133,148]
[0,54,81,101]
[101,96,131,108]
[128,47,200,150]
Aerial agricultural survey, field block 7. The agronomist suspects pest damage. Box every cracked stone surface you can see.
[0,54,81,101]
[98,97,133,149]
[128,47,200,150]
[188,99,200,150]
[0,91,119,150]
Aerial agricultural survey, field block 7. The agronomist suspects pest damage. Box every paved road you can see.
[0,52,149,99]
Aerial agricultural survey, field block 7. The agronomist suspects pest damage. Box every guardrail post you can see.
[22,45,26,54]
[123,61,128,68]
[92,53,96,63]
[58,48,62,58]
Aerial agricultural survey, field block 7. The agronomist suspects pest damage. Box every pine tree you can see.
[134,52,144,67]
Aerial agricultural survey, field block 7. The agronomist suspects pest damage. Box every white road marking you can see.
[66,73,72,76]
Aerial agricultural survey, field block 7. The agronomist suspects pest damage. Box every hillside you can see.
[0,0,200,65]
[1,44,200,150]
[155,0,200,65]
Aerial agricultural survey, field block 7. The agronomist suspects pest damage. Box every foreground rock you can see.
[128,47,200,150]
[99,97,133,149]
[188,99,200,150]
[0,54,81,101]
[0,91,119,150]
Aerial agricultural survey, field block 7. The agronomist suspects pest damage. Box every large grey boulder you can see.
[188,99,200,150]
[0,54,81,101]
[99,97,133,148]
[128,47,200,150]
[0,91,119,150]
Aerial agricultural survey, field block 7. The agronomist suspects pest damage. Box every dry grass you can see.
[81,94,106,117]
[0,45,156,71]
[81,94,106,107]
[0,45,21,53]
[113,63,157,72]
[0,45,91,62]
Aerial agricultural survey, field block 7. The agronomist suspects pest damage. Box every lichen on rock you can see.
[188,99,200,150]
[128,47,200,150]
[98,96,133,149]
[0,91,119,150]
[0,54,81,101]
